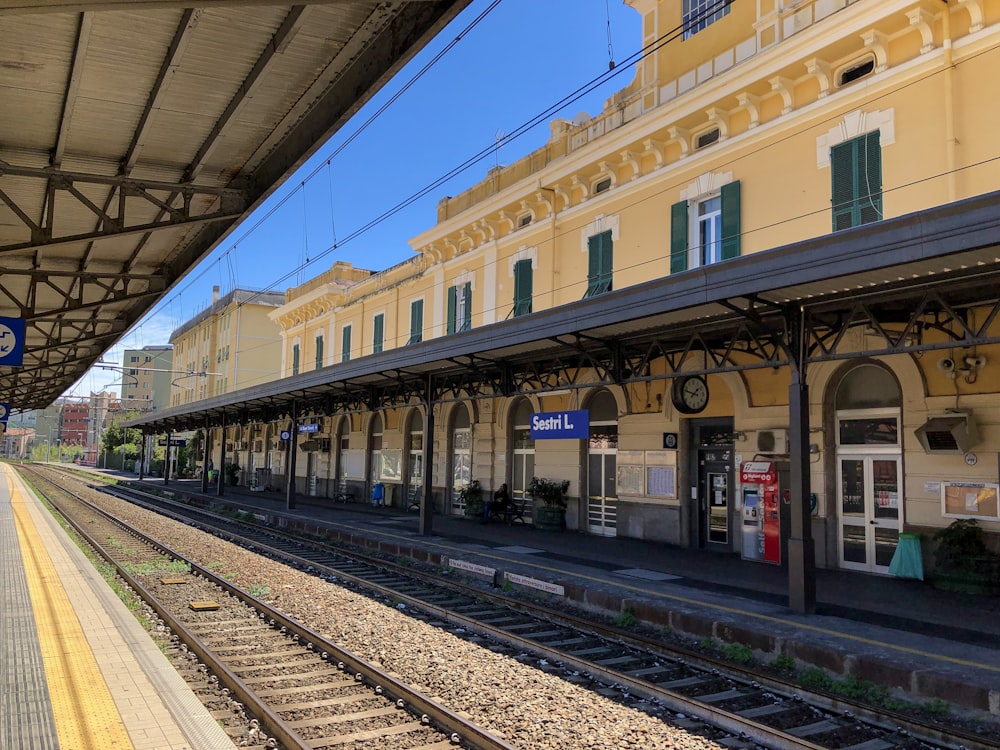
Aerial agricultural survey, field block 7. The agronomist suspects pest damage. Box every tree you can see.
[101,412,142,460]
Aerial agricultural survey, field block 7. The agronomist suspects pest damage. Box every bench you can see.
[406,485,421,512]
[334,480,353,503]
[489,497,526,525]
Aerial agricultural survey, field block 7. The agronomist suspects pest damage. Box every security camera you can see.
[937,358,955,373]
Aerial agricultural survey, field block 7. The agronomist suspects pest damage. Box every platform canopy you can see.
[0,0,470,410]
[128,191,1000,434]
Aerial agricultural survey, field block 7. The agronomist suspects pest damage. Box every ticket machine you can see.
[740,461,781,564]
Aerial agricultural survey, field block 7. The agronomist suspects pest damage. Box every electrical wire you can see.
[101,4,998,381]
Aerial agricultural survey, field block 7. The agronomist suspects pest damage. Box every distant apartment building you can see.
[169,286,285,407]
[61,399,89,445]
[121,345,173,411]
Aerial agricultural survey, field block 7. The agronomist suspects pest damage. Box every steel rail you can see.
[25,466,515,750]
[97,477,991,750]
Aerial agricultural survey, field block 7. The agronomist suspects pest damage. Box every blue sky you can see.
[68,0,642,398]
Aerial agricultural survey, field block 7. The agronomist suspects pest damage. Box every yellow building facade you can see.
[267,0,1000,575]
[170,287,286,408]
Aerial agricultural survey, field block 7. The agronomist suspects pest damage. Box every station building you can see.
[168,287,286,408]
[194,0,1000,578]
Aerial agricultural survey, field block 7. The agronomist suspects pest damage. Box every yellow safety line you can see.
[326,517,1000,673]
[8,467,135,750]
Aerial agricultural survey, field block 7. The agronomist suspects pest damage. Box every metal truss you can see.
[135,264,1000,435]
[0,267,166,319]
[0,162,245,253]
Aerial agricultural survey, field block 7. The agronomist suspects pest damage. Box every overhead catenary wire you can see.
[102,2,996,382]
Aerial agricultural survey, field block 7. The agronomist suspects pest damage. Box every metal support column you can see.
[786,307,816,614]
[138,433,145,481]
[163,432,171,485]
[285,400,298,510]
[217,414,227,498]
[201,417,211,493]
[420,378,435,536]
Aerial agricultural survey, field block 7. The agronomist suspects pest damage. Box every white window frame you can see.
[693,195,722,268]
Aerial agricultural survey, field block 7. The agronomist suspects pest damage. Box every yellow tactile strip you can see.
[10,473,135,750]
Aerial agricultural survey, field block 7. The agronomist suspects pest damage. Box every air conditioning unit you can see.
[915,411,979,455]
[757,429,788,454]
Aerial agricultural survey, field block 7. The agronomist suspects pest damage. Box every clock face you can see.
[673,376,709,414]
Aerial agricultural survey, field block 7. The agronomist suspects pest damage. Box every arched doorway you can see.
[586,390,618,537]
[833,363,903,573]
[405,410,424,500]
[449,407,472,514]
[368,413,383,500]
[509,399,535,520]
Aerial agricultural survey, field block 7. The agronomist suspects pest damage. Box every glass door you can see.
[587,451,617,536]
[838,455,902,572]
[587,424,618,537]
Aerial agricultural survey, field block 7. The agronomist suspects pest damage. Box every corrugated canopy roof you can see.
[0,0,470,410]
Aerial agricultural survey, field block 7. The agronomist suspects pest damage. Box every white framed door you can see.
[587,449,617,536]
[838,454,902,573]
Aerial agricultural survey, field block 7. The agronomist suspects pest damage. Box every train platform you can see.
[0,464,234,750]
[73,468,996,722]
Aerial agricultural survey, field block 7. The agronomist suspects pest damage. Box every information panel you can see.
[942,482,1000,520]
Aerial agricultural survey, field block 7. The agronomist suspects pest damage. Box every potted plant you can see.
[529,477,570,531]
[458,479,483,519]
[932,519,1000,594]
[225,462,241,486]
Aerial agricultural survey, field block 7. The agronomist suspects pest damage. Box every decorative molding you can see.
[769,76,795,115]
[680,171,734,202]
[905,8,935,54]
[580,213,620,253]
[816,108,895,168]
[736,92,761,129]
[641,138,665,167]
[805,57,831,98]
[860,29,889,72]
[666,126,691,157]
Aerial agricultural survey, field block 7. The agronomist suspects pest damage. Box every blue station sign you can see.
[530,410,589,440]
[0,403,8,423]
[298,423,319,433]
[0,317,26,367]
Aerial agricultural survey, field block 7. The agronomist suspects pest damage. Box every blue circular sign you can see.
[280,429,291,440]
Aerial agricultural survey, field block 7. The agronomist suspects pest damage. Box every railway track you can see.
[26,465,997,750]
[22,465,511,750]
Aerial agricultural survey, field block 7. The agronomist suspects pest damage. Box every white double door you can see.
[838,453,902,573]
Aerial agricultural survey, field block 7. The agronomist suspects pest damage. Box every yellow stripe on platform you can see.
[10,475,135,750]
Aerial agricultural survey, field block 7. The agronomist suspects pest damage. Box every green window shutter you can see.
[585,230,613,297]
[409,300,423,344]
[341,326,351,362]
[462,282,472,331]
[315,335,323,369]
[446,285,457,335]
[599,232,613,291]
[670,200,689,274]
[831,139,857,231]
[858,130,882,225]
[513,259,532,317]
[292,343,300,376]
[373,314,384,354]
[720,180,741,261]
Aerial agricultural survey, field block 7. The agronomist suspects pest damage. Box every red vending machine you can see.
[740,461,781,565]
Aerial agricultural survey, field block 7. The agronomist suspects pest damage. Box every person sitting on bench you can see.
[483,482,511,523]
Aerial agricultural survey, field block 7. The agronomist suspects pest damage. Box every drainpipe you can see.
[941,1,957,202]
[539,186,557,309]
